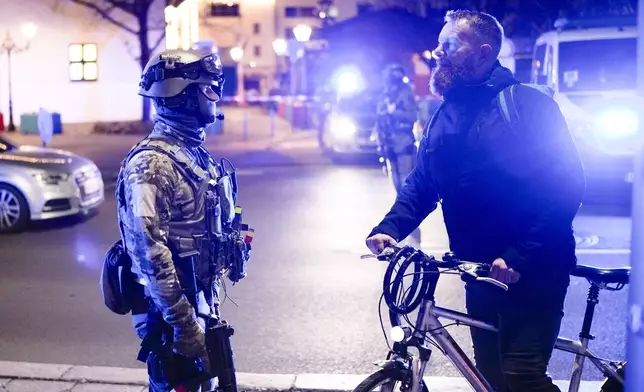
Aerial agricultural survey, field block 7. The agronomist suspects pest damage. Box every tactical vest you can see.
[116,134,244,296]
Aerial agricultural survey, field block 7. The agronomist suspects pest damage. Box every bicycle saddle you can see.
[571,264,630,285]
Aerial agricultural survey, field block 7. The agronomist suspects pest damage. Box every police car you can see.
[532,16,638,201]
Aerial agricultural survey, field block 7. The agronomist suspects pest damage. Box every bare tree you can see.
[59,0,182,122]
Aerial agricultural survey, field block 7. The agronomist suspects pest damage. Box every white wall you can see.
[0,0,166,126]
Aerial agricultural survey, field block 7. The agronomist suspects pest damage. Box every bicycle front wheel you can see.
[352,368,429,392]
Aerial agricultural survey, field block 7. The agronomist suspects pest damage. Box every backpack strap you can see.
[497,84,520,126]
[497,83,555,126]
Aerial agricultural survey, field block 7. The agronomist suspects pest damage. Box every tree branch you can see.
[68,0,138,35]
[150,32,165,54]
[123,38,140,61]
[109,0,136,15]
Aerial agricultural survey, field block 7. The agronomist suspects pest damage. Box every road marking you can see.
[235,169,265,176]
[576,248,631,255]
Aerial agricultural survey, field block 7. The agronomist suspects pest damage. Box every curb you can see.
[0,361,605,392]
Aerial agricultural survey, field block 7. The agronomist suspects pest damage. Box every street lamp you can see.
[230,46,244,104]
[293,24,312,43]
[272,38,287,57]
[230,46,243,62]
[1,23,38,132]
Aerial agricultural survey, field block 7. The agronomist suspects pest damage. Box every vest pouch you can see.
[214,173,236,225]
[227,232,250,283]
[205,186,222,237]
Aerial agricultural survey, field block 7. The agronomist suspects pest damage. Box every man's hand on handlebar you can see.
[366,233,398,255]
[489,258,521,284]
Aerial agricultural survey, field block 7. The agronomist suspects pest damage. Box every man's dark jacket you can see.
[369,63,585,275]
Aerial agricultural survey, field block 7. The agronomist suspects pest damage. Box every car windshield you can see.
[336,90,379,113]
[0,136,17,153]
[559,38,636,92]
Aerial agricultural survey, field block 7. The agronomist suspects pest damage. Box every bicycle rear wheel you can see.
[352,368,429,392]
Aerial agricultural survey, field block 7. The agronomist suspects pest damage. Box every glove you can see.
[172,318,207,359]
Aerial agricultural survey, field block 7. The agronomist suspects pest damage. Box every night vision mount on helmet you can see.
[139,49,225,101]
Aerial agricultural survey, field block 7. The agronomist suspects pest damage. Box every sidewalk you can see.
[0,360,604,392]
[1,107,328,178]
[2,107,318,153]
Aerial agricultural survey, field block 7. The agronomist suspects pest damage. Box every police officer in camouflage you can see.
[116,48,249,392]
[375,64,421,247]
[375,64,419,194]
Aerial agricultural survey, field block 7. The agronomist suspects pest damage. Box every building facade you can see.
[165,0,379,98]
[0,0,166,129]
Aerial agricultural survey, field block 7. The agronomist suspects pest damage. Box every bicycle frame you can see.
[556,337,623,391]
[395,297,623,392]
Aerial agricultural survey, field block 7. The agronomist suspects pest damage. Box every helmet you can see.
[383,63,406,87]
[139,49,225,127]
[139,49,224,100]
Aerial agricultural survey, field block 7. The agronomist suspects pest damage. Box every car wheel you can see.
[0,184,30,234]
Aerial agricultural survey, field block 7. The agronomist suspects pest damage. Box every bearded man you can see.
[365,9,586,391]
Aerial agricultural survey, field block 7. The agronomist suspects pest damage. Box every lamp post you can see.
[273,25,311,129]
[272,37,287,93]
[1,23,37,132]
[292,24,312,98]
[230,45,244,105]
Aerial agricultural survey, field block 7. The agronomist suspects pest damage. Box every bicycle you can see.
[353,245,629,392]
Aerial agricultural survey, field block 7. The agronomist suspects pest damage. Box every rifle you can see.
[181,251,239,392]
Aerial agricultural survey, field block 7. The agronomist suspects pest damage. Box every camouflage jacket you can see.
[116,122,234,332]
[376,84,418,152]
[378,84,418,126]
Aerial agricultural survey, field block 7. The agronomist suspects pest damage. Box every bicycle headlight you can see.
[390,326,408,343]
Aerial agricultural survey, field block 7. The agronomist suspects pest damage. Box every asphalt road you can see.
[0,164,631,382]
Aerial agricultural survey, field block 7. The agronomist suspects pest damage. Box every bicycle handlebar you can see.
[362,245,509,292]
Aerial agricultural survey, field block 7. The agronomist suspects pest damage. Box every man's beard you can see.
[430,59,475,97]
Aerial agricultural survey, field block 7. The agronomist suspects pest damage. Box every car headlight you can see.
[329,115,358,140]
[593,107,639,139]
[33,172,70,185]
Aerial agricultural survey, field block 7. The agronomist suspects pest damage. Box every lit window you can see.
[69,43,98,82]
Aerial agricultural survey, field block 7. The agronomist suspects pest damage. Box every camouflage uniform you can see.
[118,120,233,391]
[376,66,419,194]
[116,49,240,392]
[376,64,421,247]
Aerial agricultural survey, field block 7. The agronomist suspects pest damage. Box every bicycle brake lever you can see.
[475,277,509,291]
[360,254,377,259]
